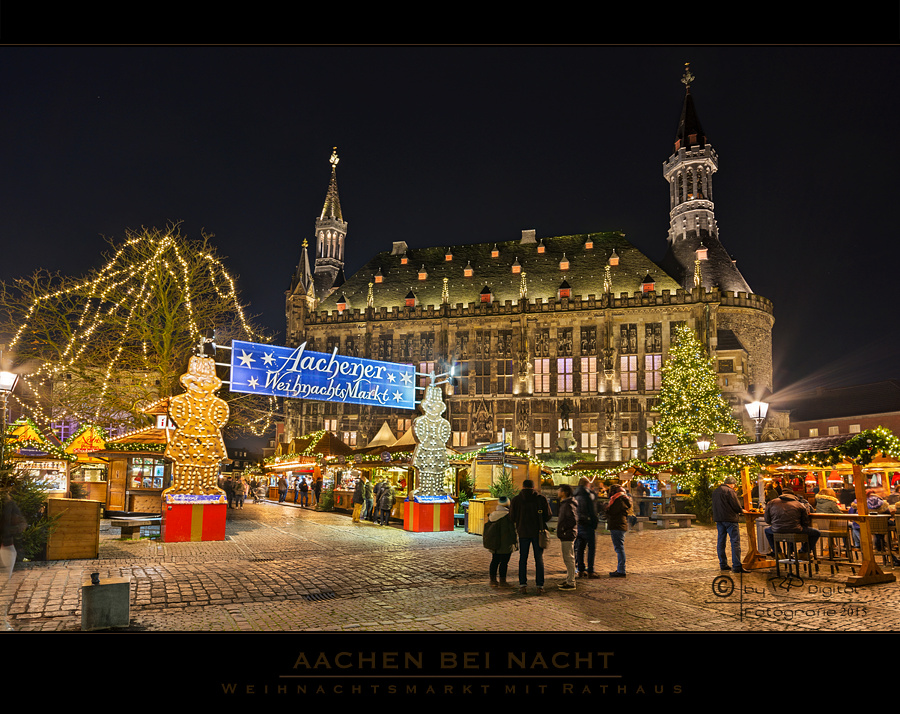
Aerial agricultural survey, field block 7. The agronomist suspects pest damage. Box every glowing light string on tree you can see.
[5,227,273,437]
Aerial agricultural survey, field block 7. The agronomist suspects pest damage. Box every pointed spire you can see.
[675,64,707,151]
[320,147,343,222]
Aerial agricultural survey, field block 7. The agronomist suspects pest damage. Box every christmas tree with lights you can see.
[651,324,744,461]
[651,325,746,520]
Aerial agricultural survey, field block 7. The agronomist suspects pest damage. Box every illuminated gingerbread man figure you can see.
[412,384,451,497]
[162,354,230,497]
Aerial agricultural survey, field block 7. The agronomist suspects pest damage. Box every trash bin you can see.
[755,517,771,555]
[462,502,469,532]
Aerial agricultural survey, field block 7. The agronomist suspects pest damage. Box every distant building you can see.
[784,381,900,438]
[284,70,784,458]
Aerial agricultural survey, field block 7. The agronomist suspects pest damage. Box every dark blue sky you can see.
[1,46,897,397]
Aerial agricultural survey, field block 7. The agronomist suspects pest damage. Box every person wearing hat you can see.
[482,495,517,587]
[712,476,745,573]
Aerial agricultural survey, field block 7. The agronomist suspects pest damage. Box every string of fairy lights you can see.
[5,228,276,439]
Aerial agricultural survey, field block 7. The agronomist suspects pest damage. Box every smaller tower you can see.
[313,147,347,299]
[660,65,752,295]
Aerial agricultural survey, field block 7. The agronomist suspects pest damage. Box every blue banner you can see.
[229,340,416,410]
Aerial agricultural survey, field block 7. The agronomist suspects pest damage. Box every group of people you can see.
[351,474,396,526]
[712,476,900,571]
[220,474,250,509]
[483,477,632,594]
[275,475,322,507]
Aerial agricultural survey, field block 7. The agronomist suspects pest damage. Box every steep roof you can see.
[318,232,682,312]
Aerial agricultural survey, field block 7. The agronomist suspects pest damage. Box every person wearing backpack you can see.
[482,496,517,587]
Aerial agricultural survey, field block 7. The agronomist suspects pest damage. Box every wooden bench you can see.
[655,513,697,529]
[631,516,651,532]
[110,517,161,540]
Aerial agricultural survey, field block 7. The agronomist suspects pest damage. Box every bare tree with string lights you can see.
[0,224,278,440]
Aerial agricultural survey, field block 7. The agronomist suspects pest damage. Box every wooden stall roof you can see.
[282,430,354,457]
[694,434,854,460]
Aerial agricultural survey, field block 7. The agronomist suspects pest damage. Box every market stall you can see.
[89,399,177,514]
[5,417,72,498]
[64,424,109,503]
[696,428,900,587]
[266,430,352,504]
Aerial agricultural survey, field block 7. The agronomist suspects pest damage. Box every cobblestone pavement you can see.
[4,500,898,632]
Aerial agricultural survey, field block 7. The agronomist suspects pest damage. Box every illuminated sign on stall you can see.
[229,340,416,410]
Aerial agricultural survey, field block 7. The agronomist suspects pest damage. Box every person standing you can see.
[313,476,322,506]
[556,484,578,591]
[377,480,394,525]
[293,475,301,504]
[509,479,552,595]
[277,475,288,503]
[574,477,599,578]
[233,475,246,509]
[482,495,517,587]
[712,476,745,573]
[223,476,235,509]
[299,477,310,507]
[362,476,375,521]
[606,484,631,578]
[351,476,366,523]
[1,493,26,631]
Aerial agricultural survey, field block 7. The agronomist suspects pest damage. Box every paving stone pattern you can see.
[4,501,898,632]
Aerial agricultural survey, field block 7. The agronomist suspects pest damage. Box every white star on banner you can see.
[400,371,413,385]
[387,372,397,383]
[238,349,255,367]
[248,376,260,389]
[261,352,276,366]
[393,390,404,402]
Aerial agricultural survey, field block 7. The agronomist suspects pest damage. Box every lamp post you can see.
[745,400,769,443]
[0,370,19,469]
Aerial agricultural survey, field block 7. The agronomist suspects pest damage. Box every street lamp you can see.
[745,400,769,442]
[0,370,19,468]
[696,436,711,453]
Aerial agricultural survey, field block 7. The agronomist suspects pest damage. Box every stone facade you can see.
[283,73,781,457]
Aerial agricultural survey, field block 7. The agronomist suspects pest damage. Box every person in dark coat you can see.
[482,496,517,587]
[377,481,394,525]
[574,478,599,578]
[556,484,578,590]
[223,476,235,508]
[277,476,288,503]
[606,484,631,577]
[509,479,552,594]
[712,476,745,573]
[764,487,820,554]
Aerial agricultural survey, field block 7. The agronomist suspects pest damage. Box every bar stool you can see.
[869,516,896,566]
[773,532,818,579]
[817,519,855,574]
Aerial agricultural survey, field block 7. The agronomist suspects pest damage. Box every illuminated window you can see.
[620,355,638,391]
[533,417,552,453]
[645,354,662,391]
[580,356,598,393]
[580,416,598,450]
[849,424,861,434]
[534,358,551,393]
[828,426,839,436]
[452,418,468,447]
[557,358,573,394]
[497,359,514,395]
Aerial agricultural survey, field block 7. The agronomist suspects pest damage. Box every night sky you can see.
[1,46,897,404]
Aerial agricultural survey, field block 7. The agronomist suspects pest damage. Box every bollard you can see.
[81,575,131,631]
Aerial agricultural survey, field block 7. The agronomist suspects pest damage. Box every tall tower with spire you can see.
[313,147,347,299]
[660,65,752,295]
